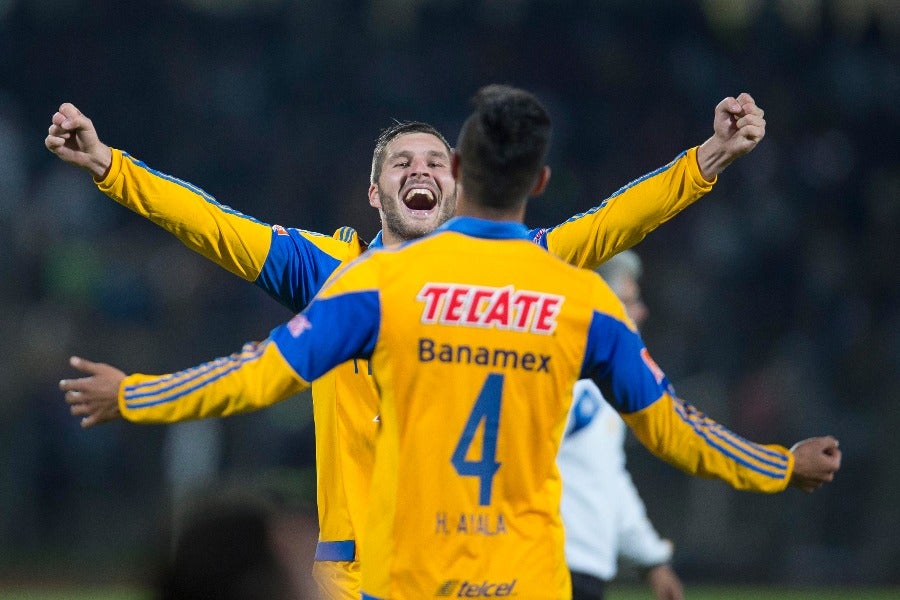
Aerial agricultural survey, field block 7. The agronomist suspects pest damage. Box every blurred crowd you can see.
[0,0,897,587]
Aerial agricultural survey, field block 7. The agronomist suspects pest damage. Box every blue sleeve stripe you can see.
[123,343,267,408]
[314,540,356,561]
[675,399,788,468]
[543,150,688,235]
[123,342,264,395]
[674,400,789,467]
[121,153,270,226]
[676,417,788,479]
[673,400,788,478]
[337,226,356,242]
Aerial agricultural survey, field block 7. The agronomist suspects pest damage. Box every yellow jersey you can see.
[99,146,716,597]
[118,217,793,599]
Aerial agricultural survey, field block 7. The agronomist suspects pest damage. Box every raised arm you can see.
[45,103,358,312]
[45,102,272,282]
[539,92,766,269]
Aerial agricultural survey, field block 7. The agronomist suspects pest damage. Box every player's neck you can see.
[455,194,526,224]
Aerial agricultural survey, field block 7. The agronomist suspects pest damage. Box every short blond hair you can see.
[596,250,642,295]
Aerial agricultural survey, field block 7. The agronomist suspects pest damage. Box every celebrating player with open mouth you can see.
[49,86,792,599]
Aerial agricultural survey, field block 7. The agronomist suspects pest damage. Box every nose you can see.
[408,156,433,178]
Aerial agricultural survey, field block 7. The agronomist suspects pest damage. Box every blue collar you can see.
[436,216,531,240]
[371,218,529,249]
[368,230,385,249]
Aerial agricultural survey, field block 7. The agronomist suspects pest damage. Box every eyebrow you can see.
[388,149,450,161]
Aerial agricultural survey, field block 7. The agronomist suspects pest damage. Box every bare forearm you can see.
[87,144,113,180]
[696,135,730,181]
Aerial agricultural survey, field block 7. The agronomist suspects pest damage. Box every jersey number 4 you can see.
[451,373,503,506]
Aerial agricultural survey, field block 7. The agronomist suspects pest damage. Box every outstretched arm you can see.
[59,341,308,426]
[44,103,357,312]
[620,393,797,493]
[583,297,838,494]
[619,386,841,494]
[621,395,841,494]
[541,92,766,269]
[44,102,272,282]
[60,257,381,427]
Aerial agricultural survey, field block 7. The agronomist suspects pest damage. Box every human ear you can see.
[531,166,551,196]
[368,182,381,208]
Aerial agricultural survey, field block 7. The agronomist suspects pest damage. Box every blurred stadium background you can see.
[0,0,897,594]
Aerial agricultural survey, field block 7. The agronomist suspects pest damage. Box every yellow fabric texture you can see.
[103,145,717,598]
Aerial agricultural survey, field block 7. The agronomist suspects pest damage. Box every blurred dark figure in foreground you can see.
[154,485,319,600]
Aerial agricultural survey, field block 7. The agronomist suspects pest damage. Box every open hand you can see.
[59,356,126,428]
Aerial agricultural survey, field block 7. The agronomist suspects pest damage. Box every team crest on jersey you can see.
[640,348,665,384]
[272,224,289,236]
[417,283,563,334]
[286,313,312,337]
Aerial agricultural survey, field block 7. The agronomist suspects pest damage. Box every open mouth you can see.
[403,187,437,211]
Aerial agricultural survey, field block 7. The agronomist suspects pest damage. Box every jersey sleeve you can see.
[118,255,382,424]
[119,340,309,423]
[258,226,363,312]
[621,395,793,493]
[98,148,273,281]
[97,148,360,312]
[535,147,714,269]
[581,295,793,494]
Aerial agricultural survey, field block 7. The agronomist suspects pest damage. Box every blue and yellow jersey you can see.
[99,145,715,597]
[118,217,793,600]
[99,149,381,579]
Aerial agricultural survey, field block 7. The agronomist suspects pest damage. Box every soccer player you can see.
[559,250,682,600]
[49,90,766,599]
[56,84,840,600]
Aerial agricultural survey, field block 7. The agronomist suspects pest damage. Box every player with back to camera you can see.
[559,249,682,600]
[56,84,840,600]
[49,84,768,600]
